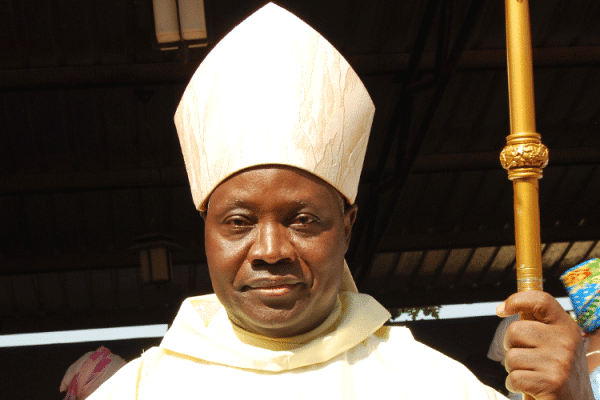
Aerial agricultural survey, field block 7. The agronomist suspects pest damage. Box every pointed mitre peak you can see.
[174,2,375,211]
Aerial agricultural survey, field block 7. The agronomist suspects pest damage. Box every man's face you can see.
[203,166,357,338]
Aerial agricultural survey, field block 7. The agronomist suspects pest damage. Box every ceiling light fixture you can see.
[130,234,180,285]
[152,0,208,50]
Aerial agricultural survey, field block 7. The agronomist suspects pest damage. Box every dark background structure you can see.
[1,0,599,397]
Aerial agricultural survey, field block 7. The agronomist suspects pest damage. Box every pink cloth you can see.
[60,346,127,400]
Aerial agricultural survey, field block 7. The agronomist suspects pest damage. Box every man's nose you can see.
[249,222,294,264]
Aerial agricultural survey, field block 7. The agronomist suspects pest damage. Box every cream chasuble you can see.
[88,292,507,400]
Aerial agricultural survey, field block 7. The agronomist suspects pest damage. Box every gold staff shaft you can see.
[501,1,549,398]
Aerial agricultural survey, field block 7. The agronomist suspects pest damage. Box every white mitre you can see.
[174,2,375,212]
[175,3,370,293]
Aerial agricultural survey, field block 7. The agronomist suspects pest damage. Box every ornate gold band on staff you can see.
[500,133,548,293]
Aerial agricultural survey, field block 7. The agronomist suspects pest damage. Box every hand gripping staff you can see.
[500,2,549,399]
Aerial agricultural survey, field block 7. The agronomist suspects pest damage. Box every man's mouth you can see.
[246,278,300,289]
[244,278,303,296]
[252,284,301,296]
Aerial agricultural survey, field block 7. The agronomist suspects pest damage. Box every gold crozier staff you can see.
[501,1,549,399]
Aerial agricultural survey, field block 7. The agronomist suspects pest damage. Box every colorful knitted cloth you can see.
[560,258,600,333]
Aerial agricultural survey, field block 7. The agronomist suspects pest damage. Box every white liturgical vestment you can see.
[88,292,507,399]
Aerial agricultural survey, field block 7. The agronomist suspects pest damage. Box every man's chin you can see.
[230,304,315,338]
[224,290,336,337]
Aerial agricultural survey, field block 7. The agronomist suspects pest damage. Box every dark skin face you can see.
[202,166,357,338]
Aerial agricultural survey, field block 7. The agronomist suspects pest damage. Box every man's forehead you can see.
[205,165,346,213]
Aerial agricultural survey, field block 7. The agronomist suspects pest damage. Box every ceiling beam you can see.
[352,46,600,74]
[1,147,597,195]
[0,248,206,276]
[368,279,568,309]
[411,147,600,173]
[0,167,188,195]
[379,229,600,252]
[0,62,200,90]
[2,46,600,89]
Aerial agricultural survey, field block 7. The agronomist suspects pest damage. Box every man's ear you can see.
[343,204,358,247]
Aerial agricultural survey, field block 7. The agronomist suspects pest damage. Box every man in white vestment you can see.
[88,4,593,400]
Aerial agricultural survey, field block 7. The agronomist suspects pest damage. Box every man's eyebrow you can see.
[287,197,326,209]
[228,198,311,210]
[219,198,253,209]
[207,197,249,214]
[290,199,337,214]
[209,197,327,213]
[291,199,309,207]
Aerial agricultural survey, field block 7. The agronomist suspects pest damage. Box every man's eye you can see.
[224,216,251,227]
[292,214,317,226]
